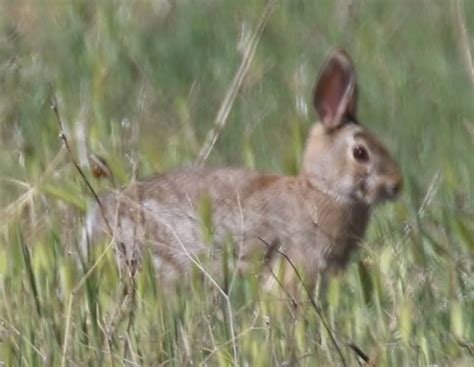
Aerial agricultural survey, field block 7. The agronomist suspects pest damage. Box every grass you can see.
[1,0,473,365]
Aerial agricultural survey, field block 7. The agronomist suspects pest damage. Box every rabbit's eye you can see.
[353,145,369,162]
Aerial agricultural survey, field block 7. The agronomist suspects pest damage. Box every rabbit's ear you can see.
[313,49,358,130]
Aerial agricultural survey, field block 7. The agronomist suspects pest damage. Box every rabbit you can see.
[83,49,402,293]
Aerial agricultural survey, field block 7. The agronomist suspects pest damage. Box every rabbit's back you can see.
[85,166,367,285]
[85,167,300,282]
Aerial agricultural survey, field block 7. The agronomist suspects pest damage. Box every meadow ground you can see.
[0,0,473,365]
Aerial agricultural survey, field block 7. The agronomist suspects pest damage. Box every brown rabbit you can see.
[84,49,402,292]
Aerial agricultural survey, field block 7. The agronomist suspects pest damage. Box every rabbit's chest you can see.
[269,200,370,273]
[314,209,369,271]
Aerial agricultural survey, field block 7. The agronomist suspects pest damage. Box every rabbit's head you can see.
[302,49,402,207]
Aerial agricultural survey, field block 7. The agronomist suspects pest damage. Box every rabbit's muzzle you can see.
[373,171,403,203]
[385,176,403,200]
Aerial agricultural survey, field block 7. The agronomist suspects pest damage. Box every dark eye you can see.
[353,145,369,162]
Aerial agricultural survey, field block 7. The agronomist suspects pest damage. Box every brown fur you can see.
[84,49,402,293]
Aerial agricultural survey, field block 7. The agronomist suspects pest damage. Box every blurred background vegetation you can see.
[0,0,473,365]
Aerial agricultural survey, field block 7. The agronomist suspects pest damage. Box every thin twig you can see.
[258,237,347,367]
[452,0,474,85]
[168,226,239,364]
[417,170,441,219]
[395,170,441,247]
[48,83,113,235]
[199,321,261,366]
[60,295,73,367]
[49,84,123,365]
[0,318,47,363]
[0,147,66,228]
[348,343,370,363]
[195,0,278,165]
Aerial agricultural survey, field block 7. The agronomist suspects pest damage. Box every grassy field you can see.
[1,0,473,365]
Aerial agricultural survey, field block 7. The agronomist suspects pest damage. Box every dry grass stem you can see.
[195,0,278,165]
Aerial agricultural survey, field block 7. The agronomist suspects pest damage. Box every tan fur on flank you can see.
[84,49,402,293]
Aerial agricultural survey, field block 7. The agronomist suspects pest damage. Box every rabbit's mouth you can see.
[382,179,403,201]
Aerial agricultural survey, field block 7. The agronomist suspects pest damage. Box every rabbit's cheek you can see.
[368,180,392,205]
[357,176,380,206]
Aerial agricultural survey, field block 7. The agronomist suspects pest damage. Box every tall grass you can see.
[1,0,473,365]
